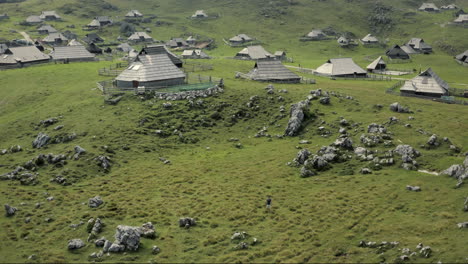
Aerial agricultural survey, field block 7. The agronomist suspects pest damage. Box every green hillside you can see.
[1,0,468,263]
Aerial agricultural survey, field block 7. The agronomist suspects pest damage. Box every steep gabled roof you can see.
[128,32,153,41]
[87,19,101,27]
[67,39,83,46]
[26,15,42,23]
[229,34,253,42]
[386,44,410,58]
[236,45,273,60]
[306,29,326,39]
[115,53,185,83]
[407,38,432,50]
[126,10,143,17]
[139,45,182,67]
[316,58,367,76]
[419,3,439,11]
[454,14,468,23]
[51,46,95,60]
[0,43,8,54]
[0,46,50,64]
[400,68,449,95]
[455,50,468,63]
[400,44,418,54]
[40,11,61,19]
[42,32,68,43]
[248,60,300,82]
[361,34,378,43]
[367,56,386,70]
[192,10,208,18]
[37,24,57,33]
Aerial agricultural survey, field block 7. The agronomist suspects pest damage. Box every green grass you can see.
[1,0,468,263]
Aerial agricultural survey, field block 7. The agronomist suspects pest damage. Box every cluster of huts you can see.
[418,3,468,24]
[0,5,466,101]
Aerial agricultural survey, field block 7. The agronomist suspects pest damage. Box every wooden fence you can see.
[98,61,129,76]
[235,71,315,84]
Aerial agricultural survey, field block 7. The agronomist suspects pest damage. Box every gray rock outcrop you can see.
[32,133,51,148]
[294,149,311,165]
[389,102,411,113]
[114,225,141,251]
[406,185,421,192]
[4,204,17,216]
[285,100,310,136]
[68,239,85,250]
[88,196,103,208]
[139,222,156,239]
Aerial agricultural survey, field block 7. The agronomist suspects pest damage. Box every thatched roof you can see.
[126,10,143,17]
[454,14,468,23]
[315,58,367,77]
[229,34,253,42]
[192,10,208,18]
[128,32,153,42]
[51,46,95,61]
[400,68,449,95]
[247,60,300,83]
[139,45,182,67]
[37,24,57,33]
[181,49,209,58]
[407,38,432,51]
[115,53,185,83]
[455,50,468,63]
[26,15,42,23]
[306,29,326,39]
[117,43,133,52]
[361,34,378,43]
[367,56,386,70]
[0,46,50,64]
[40,11,61,20]
[419,3,439,11]
[386,45,410,59]
[87,19,101,28]
[67,39,83,46]
[42,32,68,43]
[236,45,273,60]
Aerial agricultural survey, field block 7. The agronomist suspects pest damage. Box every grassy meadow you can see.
[0,0,468,263]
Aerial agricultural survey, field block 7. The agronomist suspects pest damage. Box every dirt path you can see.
[19,31,33,43]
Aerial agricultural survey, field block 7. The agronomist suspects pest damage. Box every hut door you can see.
[133,80,139,88]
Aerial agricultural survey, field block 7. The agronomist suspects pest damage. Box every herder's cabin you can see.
[0,46,50,68]
[235,45,273,60]
[42,32,68,45]
[361,34,379,45]
[40,11,61,21]
[128,32,154,43]
[83,33,104,44]
[455,50,468,65]
[229,34,253,45]
[116,43,134,53]
[50,45,95,62]
[406,38,432,53]
[304,29,327,41]
[315,58,367,78]
[418,3,440,12]
[247,60,301,83]
[192,10,208,18]
[37,24,57,34]
[26,16,42,24]
[181,49,210,59]
[115,53,186,88]
[126,10,143,18]
[454,14,468,24]
[400,68,449,97]
[386,45,410,60]
[139,45,183,67]
[366,56,386,72]
[166,38,189,49]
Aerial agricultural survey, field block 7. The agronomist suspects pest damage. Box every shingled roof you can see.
[51,46,95,61]
[229,34,253,43]
[361,34,379,44]
[315,58,367,77]
[0,46,50,65]
[455,50,468,63]
[236,45,273,60]
[419,3,439,11]
[400,68,449,96]
[139,45,182,67]
[247,60,301,83]
[366,56,386,71]
[115,53,185,83]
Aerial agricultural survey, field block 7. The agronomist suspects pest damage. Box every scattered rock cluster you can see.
[153,85,224,101]
[441,155,468,188]
[285,99,310,136]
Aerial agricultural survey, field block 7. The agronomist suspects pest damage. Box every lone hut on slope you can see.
[400,68,449,97]
[315,58,367,78]
[247,60,301,83]
[181,49,210,59]
[406,38,432,53]
[455,50,468,65]
[366,56,386,72]
[361,34,379,45]
[235,45,273,60]
[115,53,186,88]
[418,3,440,12]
